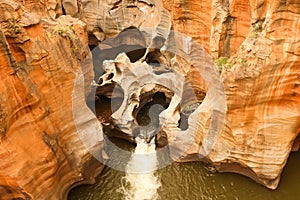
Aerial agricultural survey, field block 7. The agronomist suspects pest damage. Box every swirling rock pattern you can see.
[0,0,299,199]
[0,4,103,199]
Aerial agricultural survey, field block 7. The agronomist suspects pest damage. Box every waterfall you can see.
[121,137,161,200]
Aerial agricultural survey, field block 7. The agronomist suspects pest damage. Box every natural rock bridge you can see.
[0,0,299,199]
[73,24,227,171]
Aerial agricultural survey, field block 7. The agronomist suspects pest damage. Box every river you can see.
[68,136,300,200]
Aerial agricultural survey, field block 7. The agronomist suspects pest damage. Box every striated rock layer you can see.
[78,0,300,190]
[218,0,300,188]
[0,0,299,199]
[161,0,300,189]
[0,2,104,199]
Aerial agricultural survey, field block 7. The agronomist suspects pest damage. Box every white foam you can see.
[121,137,161,200]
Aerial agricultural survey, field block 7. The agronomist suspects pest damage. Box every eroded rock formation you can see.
[162,0,300,189]
[0,0,299,199]
[82,0,300,190]
[0,4,104,199]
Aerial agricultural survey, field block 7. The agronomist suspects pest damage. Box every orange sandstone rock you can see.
[172,0,300,189]
[0,3,103,198]
[0,0,299,198]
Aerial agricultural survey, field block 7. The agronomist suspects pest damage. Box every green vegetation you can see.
[249,32,256,39]
[214,57,234,72]
[249,21,263,39]
[72,47,77,54]
[237,58,248,66]
[53,24,76,40]
[214,56,249,71]
[253,21,263,32]
[53,24,79,55]
[214,57,228,67]
[182,103,201,115]
[227,62,234,69]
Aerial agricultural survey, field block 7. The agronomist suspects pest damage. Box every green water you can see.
[68,139,300,200]
[74,96,300,200]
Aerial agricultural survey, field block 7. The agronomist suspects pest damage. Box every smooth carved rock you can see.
[159,0,300,189]
[93,26,226,171]
[0,6,103,199]
[0,0,300,199]
[62,0,79,16]
[99,53,185,135]
[90,0,300,190]
[62,0,171,45]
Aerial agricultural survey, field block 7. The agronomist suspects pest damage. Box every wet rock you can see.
[155,130,168,148]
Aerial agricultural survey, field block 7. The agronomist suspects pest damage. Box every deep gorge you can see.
[0,0,299,199]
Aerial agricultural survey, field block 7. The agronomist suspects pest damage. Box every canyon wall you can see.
[0,2,104,199]
[161,0,300,189]
[217,0,300,188]
[0,0,299,199]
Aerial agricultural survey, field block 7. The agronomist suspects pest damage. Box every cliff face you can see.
[0,2,103,199]
[0,0,299,199]
[159,0,300,189]
[218,0,300,188]
[162,0,252,58]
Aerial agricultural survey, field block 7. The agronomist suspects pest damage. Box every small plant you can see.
[214,57,228,66]
[214,57,234,71]
[72,47,77,54]
[248,21,263,39]
[182,102,201,115]
[53,23,79,56]
[249,32,257,39]
[238,58,248,66]
[227,62,234,69]
[53,24,76,40]
[253,21,263,32]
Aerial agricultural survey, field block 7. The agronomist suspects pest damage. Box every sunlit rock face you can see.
[0,3,103,199]
[86,0,300,190]
[0,0,299,199]
[218,0,300,189]
[62,0,169,46]
[161,0,250,57]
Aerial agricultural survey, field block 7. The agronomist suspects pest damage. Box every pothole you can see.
[86,26,210,154]
[135,91,169,126]
[132,89,173,146]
